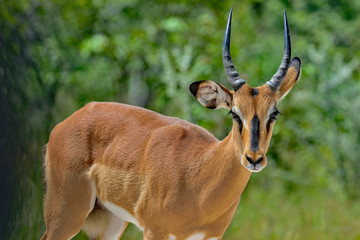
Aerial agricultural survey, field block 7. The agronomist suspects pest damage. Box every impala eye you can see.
[267,108,281,132]
[269,111,279,120]
[229,111,244,134]
[270,108,281,120]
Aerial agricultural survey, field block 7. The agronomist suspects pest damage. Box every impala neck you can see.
[194,128,251,222]
[205,126,252,200]
[218,126,252,184]
[226,123,245,158]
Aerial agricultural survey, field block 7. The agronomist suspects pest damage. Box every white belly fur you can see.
[186,233,205,240]
[101,201,144,231]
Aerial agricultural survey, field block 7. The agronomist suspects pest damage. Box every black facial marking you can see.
[250,114,260,151]
[266,108,281,133]
[230,111,243,134]
[251,88,259,96]
[266,120,272,133]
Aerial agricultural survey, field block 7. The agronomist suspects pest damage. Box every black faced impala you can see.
[41,9,301,240]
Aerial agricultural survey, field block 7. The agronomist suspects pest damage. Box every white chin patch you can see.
[243,164,264,173]
[247,167,262,173]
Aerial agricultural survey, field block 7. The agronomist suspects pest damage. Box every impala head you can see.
[190,9,301,173]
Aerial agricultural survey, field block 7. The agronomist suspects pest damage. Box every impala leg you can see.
[143,228,165,240]
[83,208,129,240]
[41,169,95,240]
[102,214,128,240]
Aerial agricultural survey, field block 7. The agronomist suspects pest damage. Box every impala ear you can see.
[276,57,301,102]
[189,80,232,110]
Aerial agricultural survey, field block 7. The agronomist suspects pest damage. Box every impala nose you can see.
[242,152,266,172]
[246,155,263,166]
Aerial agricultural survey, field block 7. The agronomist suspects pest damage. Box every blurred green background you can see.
[1,0,360,239]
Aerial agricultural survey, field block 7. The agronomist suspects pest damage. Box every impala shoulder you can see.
[148,124,191,144]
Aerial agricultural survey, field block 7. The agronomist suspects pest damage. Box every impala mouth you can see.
[246,164,264,173]
[241,154,266,173]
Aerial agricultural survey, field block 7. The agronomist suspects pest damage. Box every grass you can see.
[224,185,360,239]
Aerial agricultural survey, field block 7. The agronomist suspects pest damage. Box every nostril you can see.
[246,155,263,166]
[246,155,255,164]
[255,156,263,165]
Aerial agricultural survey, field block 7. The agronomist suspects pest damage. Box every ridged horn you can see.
[266,10,291,92]
[222,9,246,91]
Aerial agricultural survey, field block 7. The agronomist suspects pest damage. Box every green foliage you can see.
[2,0,360,239]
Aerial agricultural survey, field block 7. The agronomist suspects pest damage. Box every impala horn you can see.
[266,10,291,92]
[222,8,246,91]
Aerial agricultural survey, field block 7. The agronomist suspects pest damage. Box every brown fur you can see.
[41,62,300,240]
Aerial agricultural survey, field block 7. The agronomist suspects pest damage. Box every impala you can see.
[41,9,301,240]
